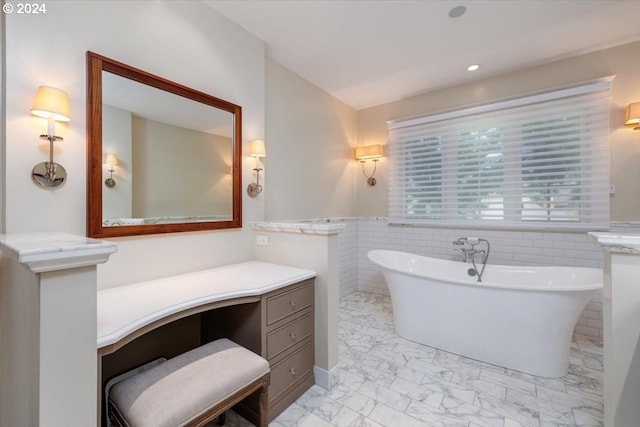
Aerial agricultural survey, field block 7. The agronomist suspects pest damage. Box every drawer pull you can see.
[289,300,296,309]
[289,367,296,376]
[289,331,296,341]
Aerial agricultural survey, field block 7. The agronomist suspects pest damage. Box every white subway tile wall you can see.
[337,217,604,339]
[338,218,358,298]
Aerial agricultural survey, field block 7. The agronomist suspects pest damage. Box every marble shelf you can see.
[250,220,345,235]
[589,232,640,254]
[0,231,117,273]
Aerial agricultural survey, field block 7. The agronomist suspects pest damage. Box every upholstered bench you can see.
[108,338,270,427]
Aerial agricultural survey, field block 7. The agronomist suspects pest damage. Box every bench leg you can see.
[259,378,269,427]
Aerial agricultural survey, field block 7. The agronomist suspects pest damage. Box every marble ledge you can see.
[589,232,640,254]
[0,232,117,273]
[250,221,345,235]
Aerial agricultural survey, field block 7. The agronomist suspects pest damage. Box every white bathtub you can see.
[367,249,603,377]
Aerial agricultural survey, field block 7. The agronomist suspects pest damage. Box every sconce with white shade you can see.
[625,102,640,130]
[247,139,265,197]
[104,154,118,188]
[355,144,384,186]
[30,86,71,188]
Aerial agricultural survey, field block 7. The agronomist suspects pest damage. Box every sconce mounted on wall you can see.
[247,139,266,197]
[104,154,118,188]
[30,86,71,188]
[355,144,384,186]
[625,102,640,131]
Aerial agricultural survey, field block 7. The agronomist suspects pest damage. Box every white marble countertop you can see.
[250,220,345,235]
[0,232,117,273]
[97,261,316,349]
[589,232,640,254]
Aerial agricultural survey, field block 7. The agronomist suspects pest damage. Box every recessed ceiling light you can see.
[449,5,467,18]
[467,64,480,71]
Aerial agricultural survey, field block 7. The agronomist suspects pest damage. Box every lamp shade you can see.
[625,102,640,127]
[105,154,119,166]
[355,144,384,160]
[30,86,71,122]
[249,139,266,157]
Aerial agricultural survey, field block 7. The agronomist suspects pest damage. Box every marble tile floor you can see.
[227,291,604,427]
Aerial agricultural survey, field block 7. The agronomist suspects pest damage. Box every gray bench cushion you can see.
[109,338,269,427]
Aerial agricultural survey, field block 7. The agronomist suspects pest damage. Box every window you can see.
[388,80,612,230]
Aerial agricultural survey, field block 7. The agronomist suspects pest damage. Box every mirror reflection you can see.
[86,51,242,238]
[101,72,234,226]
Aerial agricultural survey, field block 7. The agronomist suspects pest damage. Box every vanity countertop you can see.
[97,261,316,349]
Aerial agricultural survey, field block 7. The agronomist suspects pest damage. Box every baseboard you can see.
[313,364,339,390]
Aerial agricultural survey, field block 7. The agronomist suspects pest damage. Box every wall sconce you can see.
[104,154,118,188]
[30,86,71,188]
[355,144,384,186]
[625,102,640,130]
[247,139,266,197]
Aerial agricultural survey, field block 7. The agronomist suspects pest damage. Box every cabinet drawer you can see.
[267,313,312,360]
[266,282,313,326]
[269,341,314,403]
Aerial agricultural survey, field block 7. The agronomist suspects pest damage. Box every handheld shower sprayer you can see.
[451,237,490,282]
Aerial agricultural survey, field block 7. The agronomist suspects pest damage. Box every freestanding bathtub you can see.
[367,249,603,377]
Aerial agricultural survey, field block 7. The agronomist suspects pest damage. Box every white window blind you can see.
[387,80,612,230]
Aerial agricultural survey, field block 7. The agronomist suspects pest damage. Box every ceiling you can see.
[207,1,640,110]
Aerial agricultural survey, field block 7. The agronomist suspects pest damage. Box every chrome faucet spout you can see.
[452,237,470,261]
[453,237,490,282]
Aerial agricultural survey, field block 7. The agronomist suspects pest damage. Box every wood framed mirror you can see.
[87,51,242,238]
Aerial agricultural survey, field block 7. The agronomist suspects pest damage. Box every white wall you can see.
[253,230,341,388]
[130,116,232,218]
[602,250,640,426]
[265,59,357,221]
[4,1,266,288]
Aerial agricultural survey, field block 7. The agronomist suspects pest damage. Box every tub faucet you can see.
[452,238,469,261]
[452,237,490,282]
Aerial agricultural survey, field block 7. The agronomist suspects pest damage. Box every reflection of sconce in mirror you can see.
[104,154,118,188]
[355,144,384,186]
[30,86,71,188]
[247,139,266,197]
[625,102,640,131]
